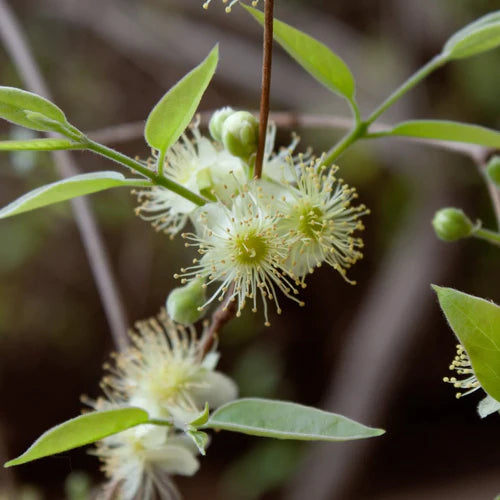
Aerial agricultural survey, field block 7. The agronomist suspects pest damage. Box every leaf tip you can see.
[4,457,20,468]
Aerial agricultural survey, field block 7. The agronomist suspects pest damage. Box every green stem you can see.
[157,147,166,178]
[365,54,446,126]
[84,139,208,206]
[323,54,446,165]
[148,418,173,427]
[349,99,362,127]
[473,228,500,247]
[322,122,367,165]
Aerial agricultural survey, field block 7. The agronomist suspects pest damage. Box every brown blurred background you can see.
[0,0,500,499]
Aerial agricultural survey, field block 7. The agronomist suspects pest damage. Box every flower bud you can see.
[166,278,206,325]
[221,111,258,159]
[486,156,500,187]
[209,107,235,142]
[432,207,475,242]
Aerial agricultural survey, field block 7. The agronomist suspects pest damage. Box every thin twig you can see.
[254,0,274,179]
[198,283,237,357]
[0,0,129,351]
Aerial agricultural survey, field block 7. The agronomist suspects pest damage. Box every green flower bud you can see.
[486,156,500,187]
[166,278,206,325]
[221,111,258,159]
[209,107,235,142]
[432,207,475,242]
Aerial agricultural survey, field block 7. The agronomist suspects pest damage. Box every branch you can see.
[198,283,237,358]
[254,0,274,179]
[0,0,129,351]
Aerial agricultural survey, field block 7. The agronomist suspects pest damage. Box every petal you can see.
[191,371,238,409]
[477,394,500,418]
[119,466,144,500]
[202,351,220,371]
[148,443,200,476]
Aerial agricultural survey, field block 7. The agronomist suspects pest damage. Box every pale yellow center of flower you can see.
[146,362,195,402]
[294,203,324,239]
[233,230,269,265]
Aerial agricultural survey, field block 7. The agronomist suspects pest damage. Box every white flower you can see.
[97,310,237,422]
[277,157,369,282]
[95,425,198,500]
[443,343,500,418]
[83,310,236,499]
[203,0,260,13]
[134,121,245,238]
[261,122,305,184]
[177,185,304,326]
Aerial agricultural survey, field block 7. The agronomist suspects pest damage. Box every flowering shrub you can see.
[0,2,499,499]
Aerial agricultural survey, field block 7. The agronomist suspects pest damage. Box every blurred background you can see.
[0,0,499,499]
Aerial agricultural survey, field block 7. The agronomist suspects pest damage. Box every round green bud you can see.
[432,207,474,242]
[486,156,500,187]
[221,111,259,159]
[209,107,235,142]
[166,278,206,325]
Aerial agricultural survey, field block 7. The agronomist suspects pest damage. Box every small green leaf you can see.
[5,408,149,467]
[443,11,500,60]
[0,171,150,219]
[187,430,209,456]
[244,6,356,104]
[0,138,83,151]
[203,398,384,441]
[145,45,218,155]
[433,286,500,402]
[189,402,210,427]
[0,87,69,132]
[384,120,500,148]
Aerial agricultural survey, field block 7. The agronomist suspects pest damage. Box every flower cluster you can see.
[135,108,369,325]
[84,310,237,500]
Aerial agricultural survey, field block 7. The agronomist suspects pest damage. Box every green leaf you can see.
[0,171,150,219]
[0,138,83,151]
[187,430,209,456]
[384,120,500,148]
[145,45,218,155]
[0,87,70,132]
[5,408,149,467]
[189,402,210,427]
[244,6,356,105]
[203,398,385,441]
[443,11,500,60]
[433,286,500,402]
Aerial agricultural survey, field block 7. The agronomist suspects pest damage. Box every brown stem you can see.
[0,0,130,351]
[254,0,274,179]
[198,283,237,357]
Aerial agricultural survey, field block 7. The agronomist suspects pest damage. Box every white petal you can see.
[191,371,238,409]
[135,425,168,447]
[148,443,200,476]
[477,394,500,418]
[119,465,143,500]
[202,351,220,371]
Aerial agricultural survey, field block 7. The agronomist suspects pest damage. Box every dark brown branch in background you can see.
[254,0,274,179]
[0,0,130,351]
[198,284,237,357]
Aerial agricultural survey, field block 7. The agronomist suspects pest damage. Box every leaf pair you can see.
[246,6,500,149]
[5,398,384,468]
[0,45,219,219]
